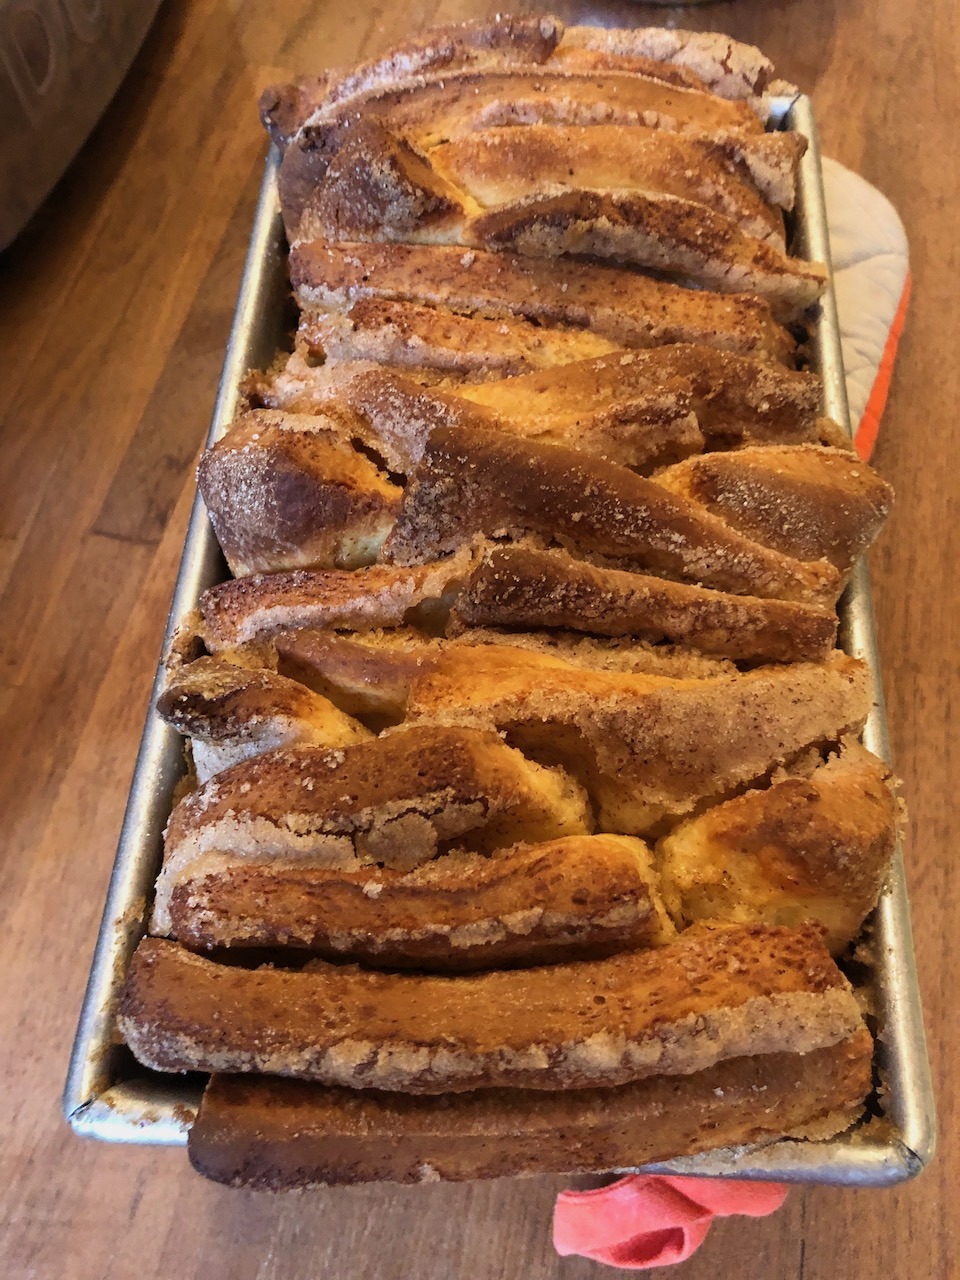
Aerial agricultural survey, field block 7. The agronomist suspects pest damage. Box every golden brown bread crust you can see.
[451,545,837,663]
[152,724,591,932]
[268,18,775,154]
[458,344,822,449]
[254,344,822,471]
[301,297,620,377]
[118,923,864,1092]
[299,69,764,157]
[156,657,371,782]
[428,125,790,240]
[658,742,900,952]
[198,410,401,575]
[406,647,872,832]
[382,426,840,605]
[290,242,796,363]
[468,189,823,321]
[188,1030,873,1188]
[656,444,893,573]
[295,119,822,319]
[273,623,734,721]
[198,551,472,650]
[167,834,674,969]
[328,365,702,473]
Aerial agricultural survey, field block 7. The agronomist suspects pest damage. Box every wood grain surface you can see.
[0,1,955,1276]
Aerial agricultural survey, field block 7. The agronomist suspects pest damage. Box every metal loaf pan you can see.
[63,96,936,1184]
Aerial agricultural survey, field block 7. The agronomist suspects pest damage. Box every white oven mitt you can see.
[822,157,910,459]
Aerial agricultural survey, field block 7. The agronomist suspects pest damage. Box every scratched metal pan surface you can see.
[63,96,935,1184]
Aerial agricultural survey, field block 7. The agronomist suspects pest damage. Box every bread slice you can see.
[451,544,838,663]
[118,922,864,1091]
[273,624,734,721]
[658,742,899,952]
[457,344,823,449]
[656,444,893,573]
[198,410,401,575]
[290,242,796,363]
[298,69,765,157]
[166,833,675,969]
[300,297,621,377]
[428,125,790,242]
[382,425,840,605]
[467,189,823,321]
[326,365,702,473]
[151,723,591,932]
[197,550,473,650]
[406,646,872,832]
[253,344,821,473]
[295,120,824,319]
[188,1030,873,1188]
[157,657,371,783]
[266,18,776,152]
[297,17,776,122]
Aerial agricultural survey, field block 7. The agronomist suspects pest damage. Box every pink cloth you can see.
[553,1174,788,1270]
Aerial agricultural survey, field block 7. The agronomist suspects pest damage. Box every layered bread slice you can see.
[406,646,872,831]
[165,834,675,970]
[382,425,841,605]
[451,544,838,663]
[658,742,899,952]
[291,242,796,362]
[300,297,622,377]
[656,444,893,573]
[197,551,473,650]
[189,1030,874,1188]
[271,623,735,721]
[151,723,591,932]
[119,922,864,1092]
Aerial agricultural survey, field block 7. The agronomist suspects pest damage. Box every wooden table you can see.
[1,1,954,1275]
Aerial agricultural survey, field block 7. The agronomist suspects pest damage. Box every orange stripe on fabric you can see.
[855,272,912,460]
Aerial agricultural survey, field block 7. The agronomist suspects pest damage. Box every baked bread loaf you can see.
[189,1030,874,1188]
[116,18,902,1184]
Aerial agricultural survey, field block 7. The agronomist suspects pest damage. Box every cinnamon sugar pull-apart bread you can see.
[116,15,905,1189]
